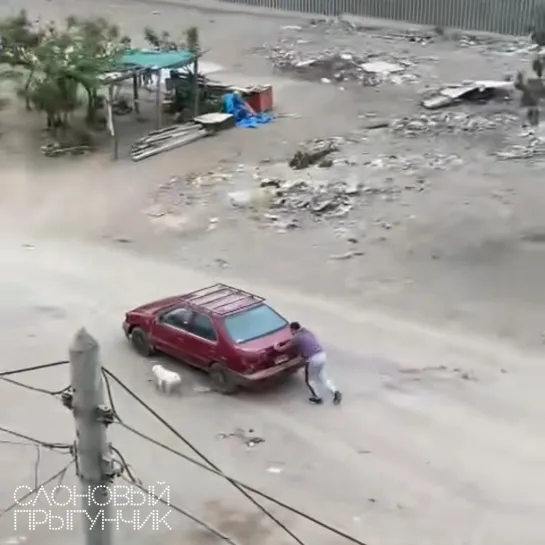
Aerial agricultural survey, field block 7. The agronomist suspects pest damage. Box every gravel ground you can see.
[1,0,545,346]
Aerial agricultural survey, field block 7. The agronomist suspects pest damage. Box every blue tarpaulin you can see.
[223,92,274,129]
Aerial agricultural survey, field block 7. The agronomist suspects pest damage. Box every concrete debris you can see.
[356,27,527,53]
[268,45,418,85]
[365,152,462,172]
[361,61,404,76]
[319,158,334,168]
[202,140,445,228]
[391,112,519,136]
[265,175,365,219]
[363,119,390,130]
[495,138,545,160]
[227,188,274,209]
[422,81,514,110]
[299,18,527,52]
[289,139,339,169]
[228,190,256,208]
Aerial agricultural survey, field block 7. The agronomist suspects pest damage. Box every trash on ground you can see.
[361,61,404,76]
[495,138,545,160]
[268,43,419,86]
[217,428,265,447]
[391,111,518,135]
[41,142,91,158]
[422,80,514,110]
[289,139,339,169]
[193,385,212,393]
[329,250,364,260]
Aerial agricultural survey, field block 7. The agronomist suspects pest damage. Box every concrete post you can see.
[69,328,113,545]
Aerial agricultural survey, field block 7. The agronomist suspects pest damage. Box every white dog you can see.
[152,364,182,394]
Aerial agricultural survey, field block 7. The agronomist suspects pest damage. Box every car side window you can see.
[189,312,218,342]
[162,307,193,330]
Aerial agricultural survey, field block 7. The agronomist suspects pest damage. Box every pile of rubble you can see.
[288,138,339,169]
[268,45,417,85]
[226,144,440,227]
[495,137,545,160]
[364,152,463,172]
[302,20,528,53]
[262,177,362,220]
[391,111,519,136]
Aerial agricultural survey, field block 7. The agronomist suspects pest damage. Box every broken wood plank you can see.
[131,129,209,162]
[145,123,200,137]
[134,125,202,143]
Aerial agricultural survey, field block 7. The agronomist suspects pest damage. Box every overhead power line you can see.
[103,368,368,545]
[0,460,75,519]
[118,420,368,545]
[0,360,69,377]
[119,475,240,545]
[0,425,73,452]
[103,367,306,545]
[0,426,73,495]
[0,376,70,396]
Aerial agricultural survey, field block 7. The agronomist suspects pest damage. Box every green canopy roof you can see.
[121,49,195,70]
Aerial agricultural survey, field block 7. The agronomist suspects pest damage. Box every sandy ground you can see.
[1,0,545,544]
[1,233,545,545]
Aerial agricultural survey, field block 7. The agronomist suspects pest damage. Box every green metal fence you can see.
[219,0,541,36]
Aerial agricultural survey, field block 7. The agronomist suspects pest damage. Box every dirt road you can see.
[1,0,545,543]
[0,231,544,545]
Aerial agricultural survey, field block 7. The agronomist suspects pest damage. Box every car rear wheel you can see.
[131,328,154,357]
[209,363,238,395]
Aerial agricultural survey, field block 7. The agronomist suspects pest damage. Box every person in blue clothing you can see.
[224,90,255,122]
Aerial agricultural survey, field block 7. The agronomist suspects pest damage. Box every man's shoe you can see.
[333,391,342,405]
[309,396,323,405]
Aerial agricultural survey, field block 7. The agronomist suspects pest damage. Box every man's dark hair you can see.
[289,321,301,331]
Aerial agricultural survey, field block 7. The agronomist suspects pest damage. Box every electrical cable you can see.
[118,420,368,545]
[0,360,69,377]
[0,376,70,396]
[109,444,140,485]
[101,368,119,420]
[0,460,75,519]
[103,367,306,545]
[0,425,73,452]
[103,368,368,545]
[0,440,41,489]
[119,474,240,545]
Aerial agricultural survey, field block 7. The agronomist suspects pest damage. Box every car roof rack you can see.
[184,283,265,316]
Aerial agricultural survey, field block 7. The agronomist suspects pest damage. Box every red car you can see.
[123,283,304,394]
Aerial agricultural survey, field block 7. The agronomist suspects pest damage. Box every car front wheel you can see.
[209,363,238,395]
[131,328,155,357]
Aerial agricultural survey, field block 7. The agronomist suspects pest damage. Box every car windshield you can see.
[223,304,287,344]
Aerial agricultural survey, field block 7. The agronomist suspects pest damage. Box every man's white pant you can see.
[305,352,337,399]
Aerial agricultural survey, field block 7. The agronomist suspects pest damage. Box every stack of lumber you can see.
[131,123,207,162]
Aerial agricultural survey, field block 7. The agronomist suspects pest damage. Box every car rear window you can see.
[223,304,288,344]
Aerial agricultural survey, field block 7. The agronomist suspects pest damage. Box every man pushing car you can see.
[275,322,342,405]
